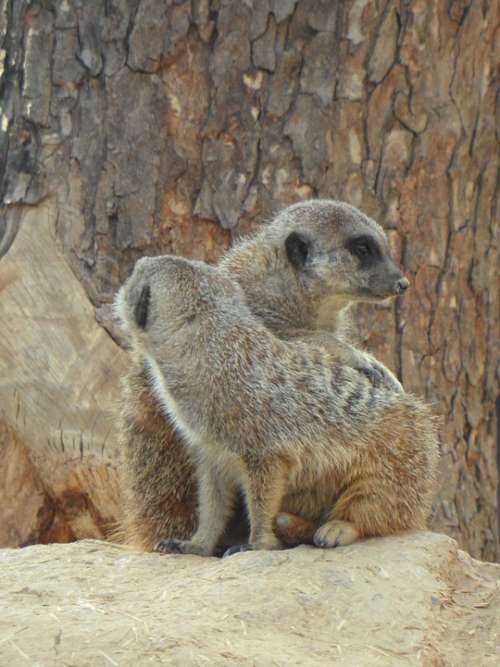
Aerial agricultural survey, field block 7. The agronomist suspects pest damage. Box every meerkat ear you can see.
[285,232,311,270]
[134,284,150,329]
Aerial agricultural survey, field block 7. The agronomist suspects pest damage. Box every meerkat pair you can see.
[117,200,415,552]
[115,202,439,555]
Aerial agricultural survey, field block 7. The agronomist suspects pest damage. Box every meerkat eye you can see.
[354,242,371,258]
[346,236,381,264]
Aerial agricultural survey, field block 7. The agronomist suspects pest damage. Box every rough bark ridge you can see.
[0,1,498,559]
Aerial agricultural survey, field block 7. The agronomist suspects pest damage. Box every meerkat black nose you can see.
[397,277,410,292]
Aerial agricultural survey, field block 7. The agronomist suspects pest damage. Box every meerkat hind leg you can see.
[314,474,406,549]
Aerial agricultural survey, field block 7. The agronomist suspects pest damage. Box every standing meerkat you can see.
[115,256,439,555]
[117,200,409,551]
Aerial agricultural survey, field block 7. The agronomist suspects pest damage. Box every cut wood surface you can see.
[0,203,126,546]
[0,1,498,559]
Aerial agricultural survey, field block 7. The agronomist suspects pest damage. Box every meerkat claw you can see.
[222,544,253,558]
[154,538,184,554]
[154,538,209,556]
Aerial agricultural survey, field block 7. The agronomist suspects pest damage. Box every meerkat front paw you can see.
[154,539,211,556]
[358,364,402,392]
[357,365,384,387]
[313,520,359,548]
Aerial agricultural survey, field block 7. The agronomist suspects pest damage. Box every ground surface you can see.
[0,531,498,666]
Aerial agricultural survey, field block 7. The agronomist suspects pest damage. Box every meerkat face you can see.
[279,200,409,306]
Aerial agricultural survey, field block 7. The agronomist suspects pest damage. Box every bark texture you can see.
[0,1,498,559]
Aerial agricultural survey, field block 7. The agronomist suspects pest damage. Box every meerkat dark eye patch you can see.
[134,284,150,329]
[285,232,311,270]
[345,235,382,267]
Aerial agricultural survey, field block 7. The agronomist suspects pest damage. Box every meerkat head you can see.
[272,200,409,313]
[220,199,409,332]
[114,255,205,352]
[114,255,243,352]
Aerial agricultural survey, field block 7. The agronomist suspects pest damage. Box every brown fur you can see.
[115,362,197,549]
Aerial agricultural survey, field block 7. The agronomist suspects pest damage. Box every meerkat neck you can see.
[220,235,350,336]
[315,298,354,339]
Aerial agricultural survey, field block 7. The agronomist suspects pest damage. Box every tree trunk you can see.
[0,1,498,560]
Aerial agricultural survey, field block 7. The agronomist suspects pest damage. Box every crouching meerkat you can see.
[117,200,410,551]
[115,255,439,555]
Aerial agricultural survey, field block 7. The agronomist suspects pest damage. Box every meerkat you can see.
[114,255,439,555]
[117,200,409,551]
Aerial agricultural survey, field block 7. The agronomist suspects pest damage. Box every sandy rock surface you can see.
[1,531,498,667]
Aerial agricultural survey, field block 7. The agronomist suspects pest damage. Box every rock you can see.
[0,532,498,666]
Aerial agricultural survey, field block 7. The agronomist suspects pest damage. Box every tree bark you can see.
[0,1,498,560]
